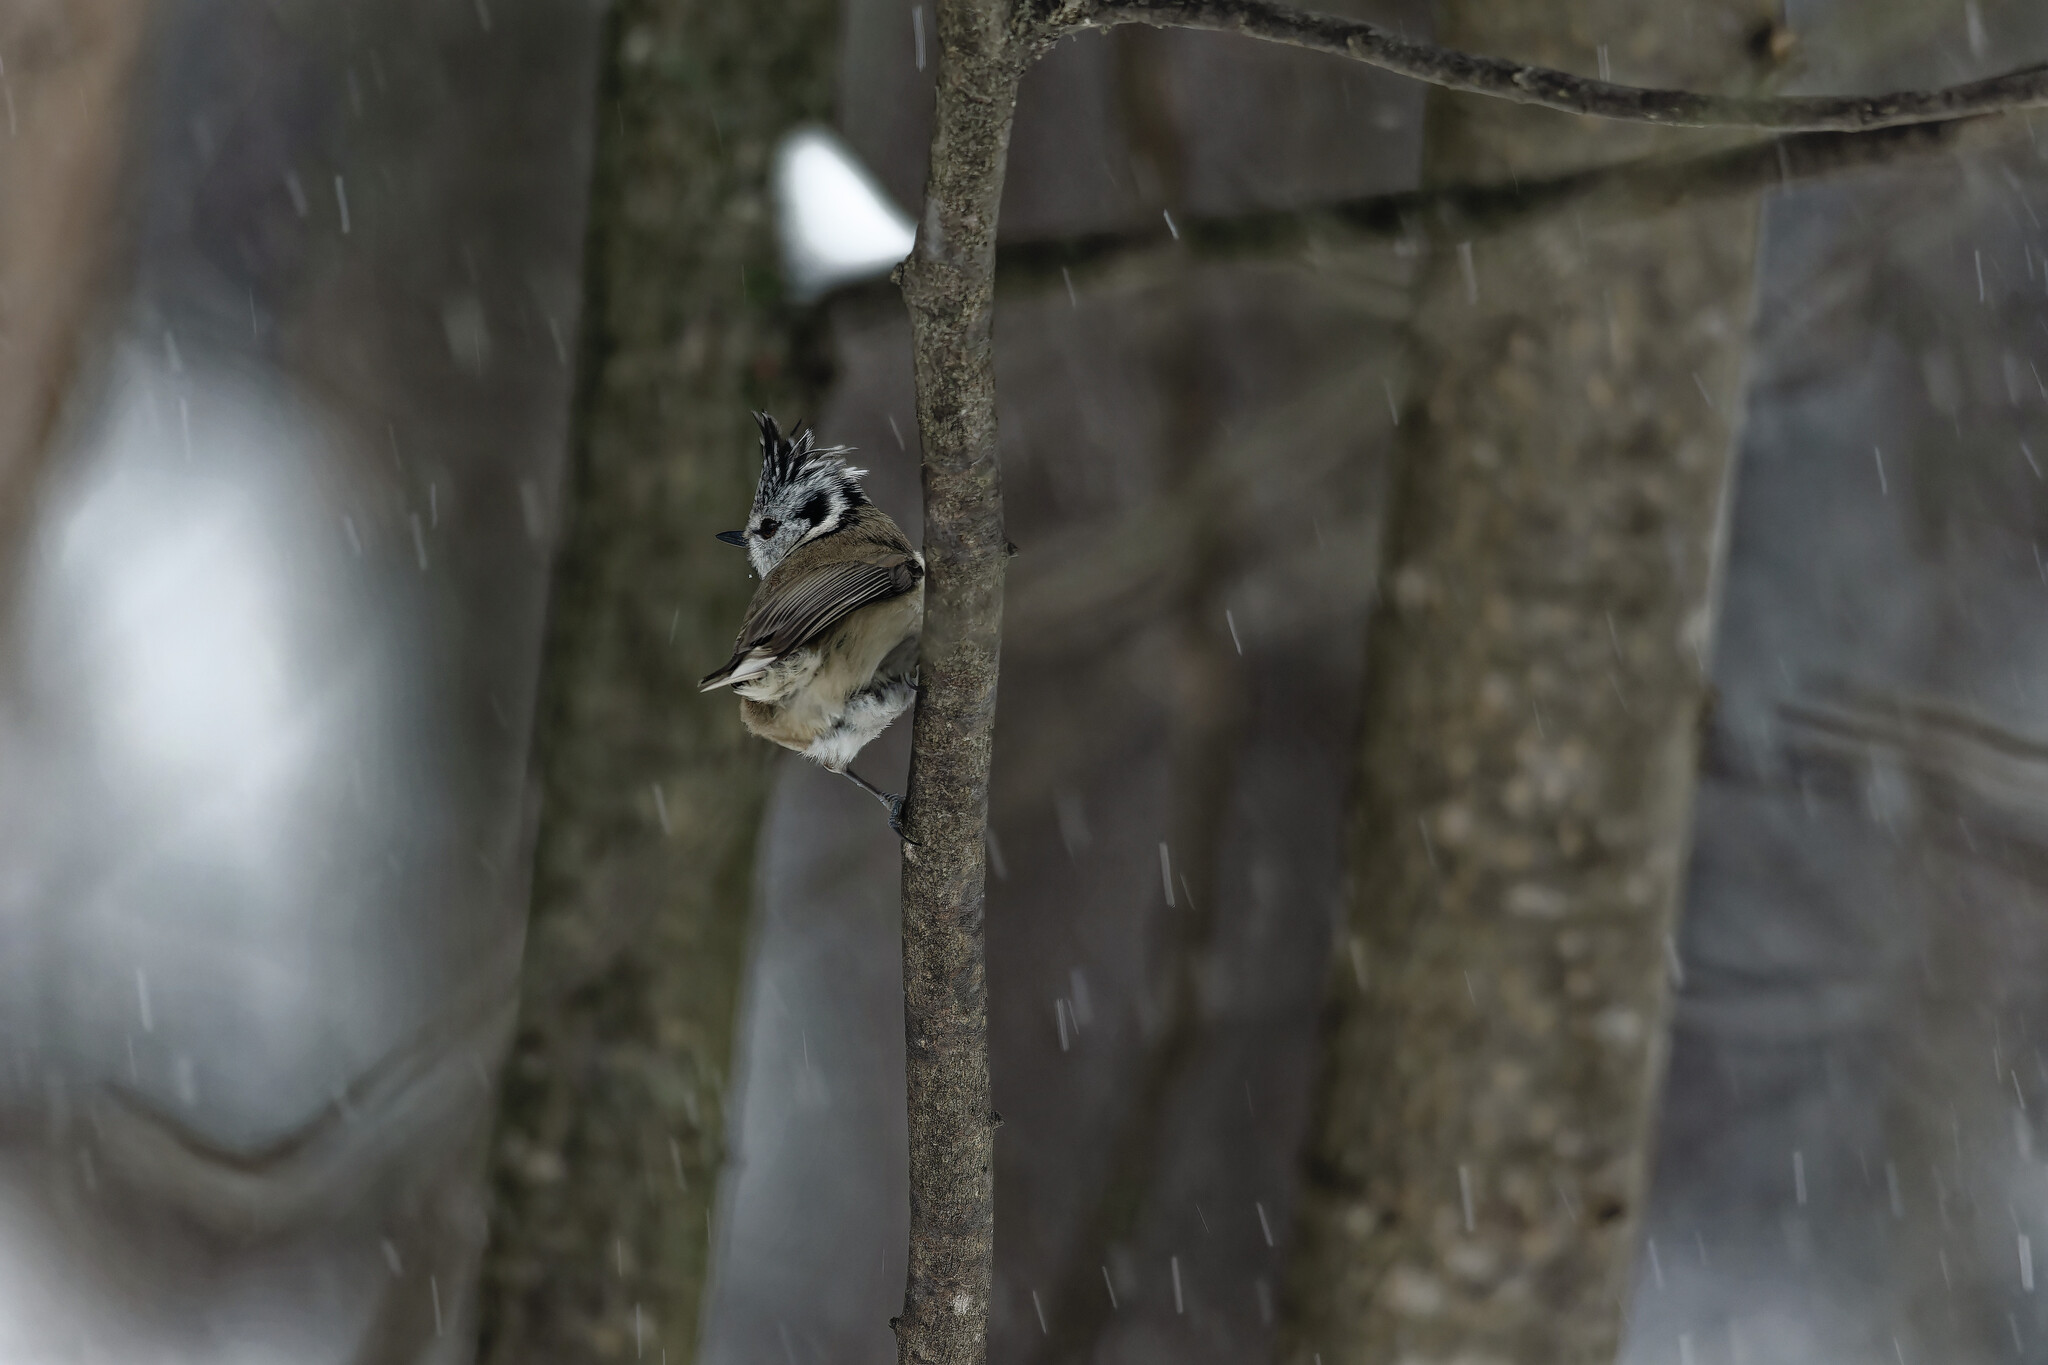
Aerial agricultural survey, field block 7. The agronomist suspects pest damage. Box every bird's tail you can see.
[699,649,774,692]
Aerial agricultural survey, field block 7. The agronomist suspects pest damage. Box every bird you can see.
[700,413,924,833]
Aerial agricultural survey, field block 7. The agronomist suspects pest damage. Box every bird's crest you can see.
[755,411,867,497]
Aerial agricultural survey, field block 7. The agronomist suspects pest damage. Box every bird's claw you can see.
[837,766,916,842]
[887,794,918,844]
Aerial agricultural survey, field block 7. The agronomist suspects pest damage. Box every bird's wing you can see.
[699,554,921,691]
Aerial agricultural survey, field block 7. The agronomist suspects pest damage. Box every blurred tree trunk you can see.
[1283,2,1777,1360]
[476,0,835,1359]
[0,0,151,567]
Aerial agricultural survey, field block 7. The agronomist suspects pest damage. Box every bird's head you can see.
[719,412,870,576]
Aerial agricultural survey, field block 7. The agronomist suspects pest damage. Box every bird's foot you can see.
[838,765,916,843]
[886,793,918,844]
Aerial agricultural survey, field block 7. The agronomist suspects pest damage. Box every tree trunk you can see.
[1282,2,1776,1360]
[476,0,836,1359]
[0,0,151,568]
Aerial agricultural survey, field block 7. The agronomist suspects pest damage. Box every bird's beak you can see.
[716,530,747,546]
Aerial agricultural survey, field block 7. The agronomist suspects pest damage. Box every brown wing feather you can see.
[700,554,920,688]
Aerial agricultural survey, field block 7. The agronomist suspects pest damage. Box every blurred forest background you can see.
[5,0,2048,1363]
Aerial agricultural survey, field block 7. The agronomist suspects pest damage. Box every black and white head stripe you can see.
[754,412,868,500]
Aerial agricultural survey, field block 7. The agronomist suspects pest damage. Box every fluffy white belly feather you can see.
[801,675,916,770]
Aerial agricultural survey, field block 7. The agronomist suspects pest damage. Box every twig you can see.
[1051,0,2048,131]
[892,1,1029,1361]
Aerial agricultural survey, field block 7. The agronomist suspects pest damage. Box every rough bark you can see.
[891,2,1034,1361]
[476,0,837,1359]
[1067,0,2048,130]
[1280,1,1773,1361]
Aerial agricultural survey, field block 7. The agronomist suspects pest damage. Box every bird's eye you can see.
[756,519,780,538]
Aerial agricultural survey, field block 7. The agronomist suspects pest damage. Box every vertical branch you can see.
[893,1,1031,1360]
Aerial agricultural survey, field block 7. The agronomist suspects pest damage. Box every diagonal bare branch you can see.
[1050,0,2048,131]
[990,116,2000,290]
